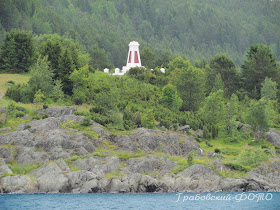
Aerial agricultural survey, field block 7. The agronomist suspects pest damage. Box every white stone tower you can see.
[122,41,142,74]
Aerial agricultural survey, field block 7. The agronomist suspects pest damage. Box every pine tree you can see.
[57,49,75,95]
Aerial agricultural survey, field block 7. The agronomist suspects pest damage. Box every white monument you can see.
[122,41,142,74]
[104,40,164,75]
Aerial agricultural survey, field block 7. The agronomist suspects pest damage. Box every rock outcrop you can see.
[0,106,280,193]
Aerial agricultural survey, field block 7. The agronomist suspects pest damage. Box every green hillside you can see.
[0,0,280,67]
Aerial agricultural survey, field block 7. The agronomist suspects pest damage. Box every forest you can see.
[0,0,280,67]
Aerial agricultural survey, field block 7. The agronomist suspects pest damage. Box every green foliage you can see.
[33,89,45,109]
[0,29,34,73]
[42,114,49,119]
[224,163,248,172]
[80,116,92,126]
[169,57,206,111]
[51,80,64,102]
[225,94,239,136]
[141,46,156,69]
[70,66,89,104]
[236,148,269,167]
[6,101,16,119]
[209,53,239,96]
[261,77,278,100]
[211,73,224,93]
[141,113,156,129]
[246,99,269,135]
[201,89,225,128]
[28,56,54,96]
[242,44,278,99]
[214,148,221,153]
[161,84,182,110]
[15,112,24,118]
[187,152,194,166]
[23,125,31,130]
[7,162,42,175]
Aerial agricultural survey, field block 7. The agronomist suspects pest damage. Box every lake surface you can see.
[0,192,280,210]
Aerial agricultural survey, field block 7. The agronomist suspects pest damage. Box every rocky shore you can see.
[0,107,280,193]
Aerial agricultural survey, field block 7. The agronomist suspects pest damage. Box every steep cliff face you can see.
[0,107,280,193]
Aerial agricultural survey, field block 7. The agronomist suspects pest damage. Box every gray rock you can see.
[66,170,98,191]
[138,175,158,192]
[0,146,15,162]
[59,115,84,123]
[80,179,99,193]
[29,117,61,133]
[236,121,251,133]
[15,147,49,165]
[265,129,280,146]
[38,107,77,117]
[56,159,70,172]
[122,155,178,174]
[175,164,222,192]
[108,178,128,193]
[157,174,176,192]
[0,164,12,176]
[0,130,33,146]
[178,125,190,132]
[121,173,142,193]
[21,115,30,120]
[210,160,228,172]
[31,162,69,193]
[97,178,111,193]
[0,127,11,132]
[208,152,224,159]
[196,129,203,138]
[111,128,202,156]
[92,156,121,175]
[0,107,6,112]
[0,175,38,193]
[91,126,110,138]
[73,157,102,171]
[16,124,25,131]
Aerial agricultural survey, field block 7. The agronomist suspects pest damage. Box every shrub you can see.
[32,115,41,120]
[80,116,92,126]
[16,106,27,113]
[214,148,221,153]
[220,148,240,155]
[236,148,269,166]
[89,106,106,114]
[42,114,49,119]
[275,146,280,154]
[23,125,31,130]
[15,112,25,118]
[205,141,213,147]
[224,163,248,172]
[187,152,194,166]
[43,104,48,109]
[7,80,15,85]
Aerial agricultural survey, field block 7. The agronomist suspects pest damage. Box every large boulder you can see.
[38,107,77,117]
[0,130,33,146]
[111,128,202,156]
[91,156,121,175]
[0,146,16,163]
[0,175,38,193]
[72,157,102,171]
[28,117,61,133]
[0,164,12,177]
[249,161,280,191]
[122,155,178,174]
[174,164,222,192]
[265,129,280,146]
[15,147,49,165]
[31,162,70,193]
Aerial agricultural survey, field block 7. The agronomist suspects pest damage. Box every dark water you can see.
[0,192,279,210]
